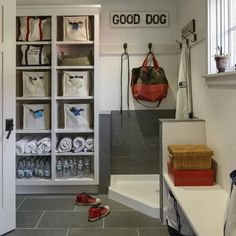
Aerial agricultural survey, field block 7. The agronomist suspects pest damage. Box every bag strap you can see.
[120,44,130,114]
[26,17,30,41]
[38,18,43,41]
[142,53,160,69]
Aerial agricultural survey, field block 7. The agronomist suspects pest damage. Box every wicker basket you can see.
[168,145,213,170]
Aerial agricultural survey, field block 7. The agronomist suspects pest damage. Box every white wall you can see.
[17,0,178,111]
[177,0,236,192]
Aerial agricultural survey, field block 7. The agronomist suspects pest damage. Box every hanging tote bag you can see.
[23,71,50,97]
[166,191,195,236]
[21,45,51,65]
[63,16,91,41]
[131,54,168,107]
[63,71,90,97]
[64,104,91,129]
[23,104,50,130]
[224,170,236,236]
[18,16,51,41]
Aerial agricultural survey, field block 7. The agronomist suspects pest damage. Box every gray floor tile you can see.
[16,211,43,228]
[17,197,75,211]
[104,211,162,228]
[138,227,170,236]
[5,229,68,236]
[68,228,138,236]
[16,197,25,208]
[37,212,102,228]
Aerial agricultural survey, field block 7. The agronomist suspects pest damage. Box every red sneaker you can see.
[75,193,101,206]
[88,205,110,222]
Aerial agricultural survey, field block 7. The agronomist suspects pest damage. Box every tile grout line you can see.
[137,228,140,236]
[16,198,26,211]
[66,228,70,236]
[34,211,45,229]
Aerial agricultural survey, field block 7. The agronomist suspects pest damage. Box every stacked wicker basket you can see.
[167,144,214,186]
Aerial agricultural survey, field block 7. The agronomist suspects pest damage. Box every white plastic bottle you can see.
[44,161,51,179]
[25,159,33,178]
[78,159,84,178]
[73,158,78,177]
[34,159,40,177]
[63,159,69,178]
[56,159,63,178]
[38,160,44,178]
[83,159,90,177]
[17,159,25,178]
[68,159,74,176]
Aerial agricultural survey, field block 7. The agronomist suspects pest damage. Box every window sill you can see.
[203,71,236,86]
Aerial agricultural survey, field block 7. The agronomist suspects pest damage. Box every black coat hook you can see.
[176,40,182,50]
[148,43,152,53]
[182,36,189,45]
[123,43,127,54]
[189,30,197,42]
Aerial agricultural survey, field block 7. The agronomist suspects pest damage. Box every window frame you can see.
[208,0,234,74]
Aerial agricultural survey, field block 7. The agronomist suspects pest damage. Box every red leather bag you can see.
[131,54,168,106]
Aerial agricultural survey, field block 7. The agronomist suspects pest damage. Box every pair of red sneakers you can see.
[75,193,110,222]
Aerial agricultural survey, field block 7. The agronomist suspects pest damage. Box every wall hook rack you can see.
[182,36,189,46]
[123,43,128,54]
[176,40,182,50]
[148,43,152,53]
[188,30,197,42]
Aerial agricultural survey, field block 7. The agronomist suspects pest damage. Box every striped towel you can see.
[58,137,72,153]
[16,136,33,155]
[73,136,86,152]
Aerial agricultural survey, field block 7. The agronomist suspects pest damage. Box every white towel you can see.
[84,137,94,152]
[25,138,38,154]
[37,137,51,154]
[16,136,33,155]
[175,43,192,119]
[58,137,72,153]
[73,136,86,152]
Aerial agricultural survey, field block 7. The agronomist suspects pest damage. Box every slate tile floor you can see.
[6,194,169,236]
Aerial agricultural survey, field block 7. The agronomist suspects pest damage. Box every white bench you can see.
[164,174,228,236]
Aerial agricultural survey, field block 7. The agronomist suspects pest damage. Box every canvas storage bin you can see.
[63,16,91,41]
[23,71,50,97]
[64,104,91,129]
[23,104,50,130]
[168,144,213,170]
[60,54,92,66]
[21,45,51,65]
[63,71,90,97]
[18,16,51,41]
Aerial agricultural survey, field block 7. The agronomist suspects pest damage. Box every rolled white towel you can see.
[73,136,86,152]
[58,137,72,153]
[37,137,51,154]
[84,137,94,152]
[25,138,38,154]
[16,136,32,155]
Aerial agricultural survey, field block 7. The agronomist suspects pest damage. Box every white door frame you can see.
[0,0,16,235]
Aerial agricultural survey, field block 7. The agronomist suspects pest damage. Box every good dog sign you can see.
[110,11,169,28]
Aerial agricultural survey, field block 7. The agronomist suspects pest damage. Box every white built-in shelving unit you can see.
[16,5,100,189]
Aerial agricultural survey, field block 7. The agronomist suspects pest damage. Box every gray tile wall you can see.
[98,110,175,193]
[99,114,111,193]
[110,110,175,175]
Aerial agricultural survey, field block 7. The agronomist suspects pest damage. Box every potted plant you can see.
[214,46,230,73]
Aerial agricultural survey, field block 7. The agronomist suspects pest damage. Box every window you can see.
[208,0,236,73]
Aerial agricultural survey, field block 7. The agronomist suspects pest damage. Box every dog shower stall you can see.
[109,174,160,218]
[107,111,170,219]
